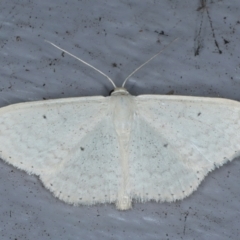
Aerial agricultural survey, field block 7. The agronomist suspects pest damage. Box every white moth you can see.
[0,41,239,210]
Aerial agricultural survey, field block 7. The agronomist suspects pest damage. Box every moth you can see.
[0,40,239,210]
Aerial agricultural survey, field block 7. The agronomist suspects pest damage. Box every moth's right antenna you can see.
[45,40,117,89]
[122,38,179,88]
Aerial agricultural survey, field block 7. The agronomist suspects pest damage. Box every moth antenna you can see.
[122,38,178,88]
[45,40,117,89]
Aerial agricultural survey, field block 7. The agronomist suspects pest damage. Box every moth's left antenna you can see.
[122,38,178,88]
[45,40,117,89]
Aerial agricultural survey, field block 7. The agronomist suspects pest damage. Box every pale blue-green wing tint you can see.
[0,97,121,205]
[129,95,240,202]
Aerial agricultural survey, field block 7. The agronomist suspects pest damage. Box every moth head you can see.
[110,87,129,96]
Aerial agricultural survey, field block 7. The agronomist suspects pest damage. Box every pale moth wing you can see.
[0,96,123,207]
[129,95,240,202]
